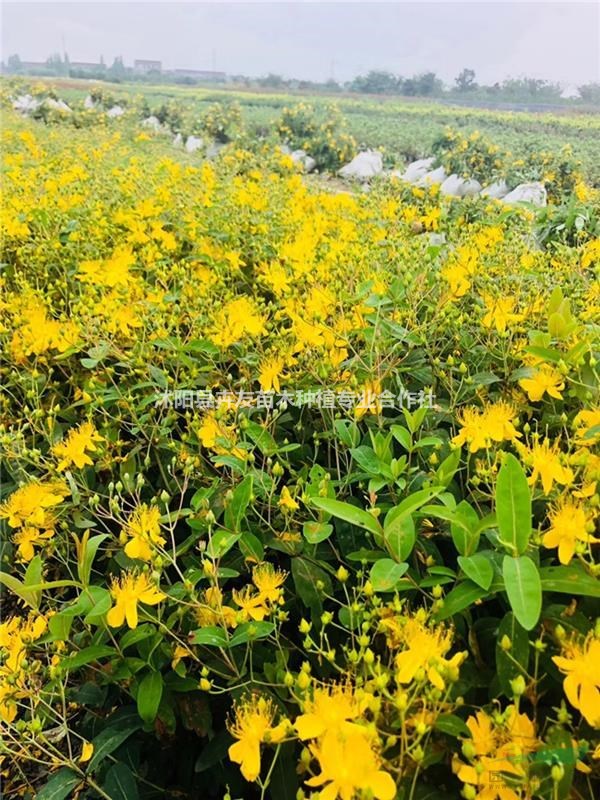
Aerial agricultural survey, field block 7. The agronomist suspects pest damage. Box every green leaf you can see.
[496,612,530,697]
[89,723,141,770]
[539,565,600,597]
[391,425,412,451]
[80,534,108,587]
[302,521,333,544]
[63,645,115,670]
[63,585,110,620]
[148,364,168,389]
[334,419,356,448]
[434,581,489,621]
[350,446,382,474]
[450,501,480,556]
[291,557,332,615]
[136,670,163,724]
[392,487,442,520]
[103,763,139,800]
[120,624,155,651]
[188,627,229,647]
[384,512,416,562]
[36,768,81,800]
[0,571,39,609]
[24,555,43,609]
[310,497,383,538]
[502,556,542,631]
[434,714,470,737]
[435,448,461,487]
[83,587,111,623]
[496,454,531,555]
[239,530,264,563]
[206,530,240,559]
[224,475,253,534]
[457,554,494,591]
[369,559,409,592]
[245,421,277,455]
[229,621,275,646]
[48,611,73,641]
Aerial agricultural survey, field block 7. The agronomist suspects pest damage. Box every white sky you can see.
[2,1,599,85]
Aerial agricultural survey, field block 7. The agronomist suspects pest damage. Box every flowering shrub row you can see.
[0,110,599,799]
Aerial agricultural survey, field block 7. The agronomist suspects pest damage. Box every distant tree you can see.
[7,53,22,73]
[399,72,442,97]
[258,73,287,88]
[455,68,477,92]
[414,71,442,96]
[108,56,126,79]
[350,70,400,94]
[46,53,67,75]
[323,78,341,93]
[578,82,600,104]
[502,77,561,100]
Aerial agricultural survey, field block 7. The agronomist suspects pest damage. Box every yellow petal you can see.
[80,741,94,763]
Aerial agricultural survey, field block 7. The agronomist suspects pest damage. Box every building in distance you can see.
[134,59,162,74]
[169,68,226,82]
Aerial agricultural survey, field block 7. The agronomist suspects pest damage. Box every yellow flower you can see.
[573,408,600,446]
[481,294,522,333]
[227,695,288,782]
[197,413,246,460]
[394,617,465,690]
[122,504,165,561]
[171,645,191,671]
[453,402,520,452]
[0,614,47,672]
[209,297,267,348]
[465,710,497,756]
[553,634,600,727]
[519,364,564,402]
[542,497,597,564]
[195,586,238,629]
[306,727,396,800]
[295,683,365,741]
[259,356,284,392]
[441,263,470,298]
[354,379,383,420]
[0,480,69,530]
[581,238,600,269]
[232,585,269,622]
[107,572,165,629]
[518,438,574,494]
[10,301,79,361]
[252,562,287,604]
[278,486,299,511]
[78,246,135,287]
[52,422,103,471]
[455,707,538,800]
[12,525,54,562]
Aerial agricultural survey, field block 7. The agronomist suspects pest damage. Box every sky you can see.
[2,1,599,86]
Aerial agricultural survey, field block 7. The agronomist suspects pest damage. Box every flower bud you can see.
[336,566,349,583]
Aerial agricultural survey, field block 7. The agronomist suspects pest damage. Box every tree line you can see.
[3,53,600,104]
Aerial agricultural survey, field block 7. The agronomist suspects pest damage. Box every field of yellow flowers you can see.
[1,95,600,800]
